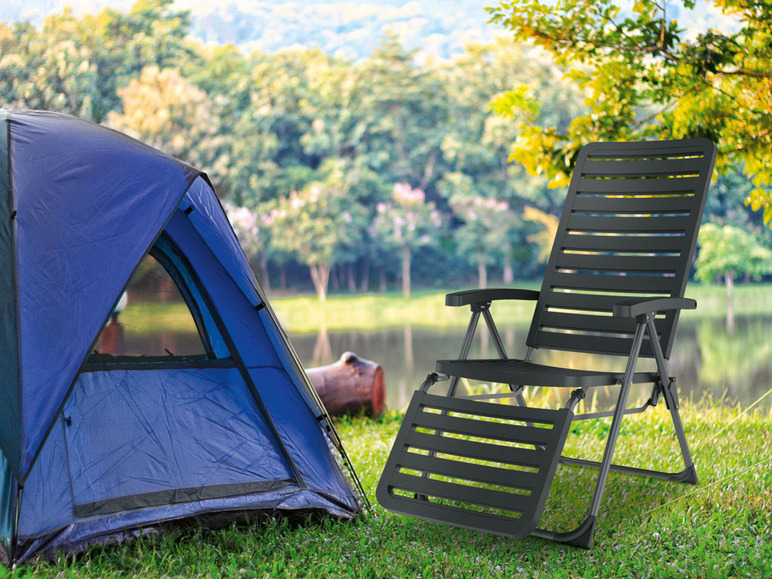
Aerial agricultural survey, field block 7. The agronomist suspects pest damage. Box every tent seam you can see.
[159,233,309,491]
[1,115,23,481]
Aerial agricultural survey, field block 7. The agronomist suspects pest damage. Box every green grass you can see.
[47,283,766,576]
[267,283,772,334]
[265,288,540,334]
[119,301,202,335]
[9,402,771,578]
[117,283,772,336]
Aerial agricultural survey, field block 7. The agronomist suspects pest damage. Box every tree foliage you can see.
[371,184,445,298]
[1,0,769,298]
[488,0,772,224]
[695,223,772,298]
[450,196,515,288]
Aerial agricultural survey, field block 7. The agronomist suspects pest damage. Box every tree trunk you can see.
[306,352,386,417]
[359,257,370,292]
[330,266,340,291]
[312,326,333,366]
[257,252,270,292]
[502,243,514,284]
[402,246,412,299]
[280,264,287,291]
[477,261,487,289]
[347,262,357,293]
[724,270,734,300]
[309,263,330,302]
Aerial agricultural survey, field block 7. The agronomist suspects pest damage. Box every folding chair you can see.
[377,138,716,547]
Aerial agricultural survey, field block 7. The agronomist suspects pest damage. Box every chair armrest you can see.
[612,297,697,318]
[445,288,540,307]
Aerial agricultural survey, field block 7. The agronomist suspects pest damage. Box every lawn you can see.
[9,402,771,578]
[119,283,772,335]
[12,283,769,577]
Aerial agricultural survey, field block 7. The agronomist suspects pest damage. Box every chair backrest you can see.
[526,138,716,359]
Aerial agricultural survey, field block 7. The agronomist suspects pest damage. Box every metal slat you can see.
[582,157,705,176]
[561,233,687,253]
[576,176,701,194]
[567,215,691,233]
[535,330,660,358]
[411,412,557,447]
[585,143,709,159]
[552,271,675,293]
[389,472,531,513]
[381,494,527,536]
[540,311,639,334]
[435,359,633,388]
[556,253,681,273]
[397,450,540,491]
[405,429,546,466]
[572,195,697,213]
[419,393,563,424]
[542,290,672,313]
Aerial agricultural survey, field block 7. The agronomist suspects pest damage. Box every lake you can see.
[288,314,772,412]
[112,291,772,413]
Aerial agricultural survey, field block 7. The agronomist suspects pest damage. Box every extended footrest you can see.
[377,391,573,538]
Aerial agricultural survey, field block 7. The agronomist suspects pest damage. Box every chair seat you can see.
[436,358,657,388]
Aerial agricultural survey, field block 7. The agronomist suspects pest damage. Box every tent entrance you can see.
[88,232,226,364]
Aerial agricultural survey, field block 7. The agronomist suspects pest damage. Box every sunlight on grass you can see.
[18,401,771,578]
[270,283,769,333]
[117,284,772,335]
[119,301,200,335]
[38,284,767,576]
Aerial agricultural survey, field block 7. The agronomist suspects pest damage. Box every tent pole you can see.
[10,483,21,566]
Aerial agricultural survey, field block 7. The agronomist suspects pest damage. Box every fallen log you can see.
[307,352,385,417]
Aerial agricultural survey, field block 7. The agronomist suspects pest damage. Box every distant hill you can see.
[0,0,740,60]
[0,0,500,60]
[190,0,498,60]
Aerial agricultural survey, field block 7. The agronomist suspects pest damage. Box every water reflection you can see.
[287,315,772,412]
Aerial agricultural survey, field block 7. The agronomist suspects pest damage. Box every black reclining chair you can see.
[377,138,716,547]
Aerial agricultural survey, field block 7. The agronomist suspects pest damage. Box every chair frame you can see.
[377,138,716,547]
[435,290,698,545]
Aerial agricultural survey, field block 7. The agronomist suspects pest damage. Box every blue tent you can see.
[0,109,363,564]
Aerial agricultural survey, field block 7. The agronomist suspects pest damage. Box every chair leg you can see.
[534,320,647,547]
[447,310,481,396]
[559,375,698,483]
[646,315,698,483]
[560,373,698,483]
[481,308,532,407]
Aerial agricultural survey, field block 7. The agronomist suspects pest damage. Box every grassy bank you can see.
[117,283,772,336]
[12,403,771,578]
[268,283,772,334]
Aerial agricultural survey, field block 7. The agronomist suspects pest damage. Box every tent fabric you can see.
[11,111,200,477]
[161,212,354,501]
[0,109,362,564]
[20,367,293,536]
[179,179,264,309]
[17,487,351,563]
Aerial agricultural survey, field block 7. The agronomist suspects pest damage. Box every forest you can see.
[1,0,769,299]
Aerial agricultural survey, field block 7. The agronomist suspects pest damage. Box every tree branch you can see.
[715,69,772,80]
